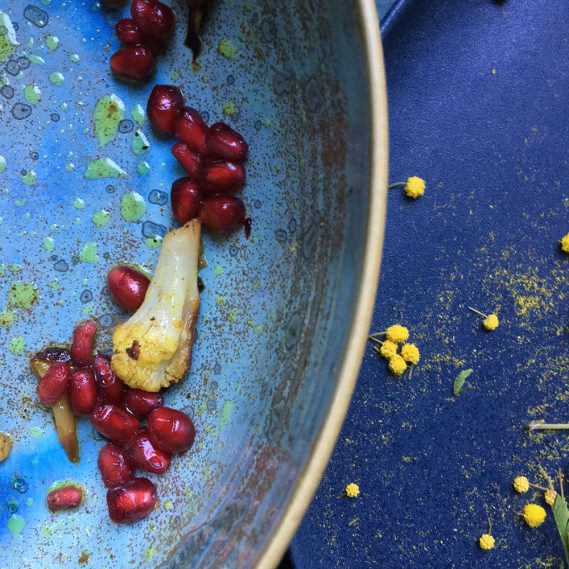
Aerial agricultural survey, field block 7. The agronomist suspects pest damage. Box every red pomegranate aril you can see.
[98,444,135,488]
[115,18,145,45]
[47,484,84,512]
[110,45,155,82]
[200,160,246,194]
[201,195,246,233]
[171,143,201,178]
[206,122,249,162]
[71,320,97,367]
[107,477,157,524]
[37,361,71,406]
[147,85,184,135]
[131,0,175,42]
[93,355,125,404]
[123,388,164,418]
[91,404,140,446]
[175,107,208,154]
[125,430,171,474]
[68,369,98,416]
[148,407,196,454]
[107,265,150,311]
[171,177,201,224]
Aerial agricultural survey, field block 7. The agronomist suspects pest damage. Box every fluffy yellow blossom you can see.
[400,343,420,365]
[388,354,408,376]
[379,340,398,359]
[479,534,495,550]
[404,176,426,199]
[545,489,557,506]
[513,476,530,493]
[483,313,499,331]
[523,504,546,528]
[560,233,569,253]
[386,324,409,344]
[345,483,360,498]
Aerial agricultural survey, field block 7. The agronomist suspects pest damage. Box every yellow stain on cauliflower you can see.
[345,483,360,498]
[513,476,530,493]
[388,354,408,376]
[386,324,409,344]
[404,176,426,199]
[522,504,546,528]
[400,343,420,365]
[478,534,495,551]
[560,233,569,253]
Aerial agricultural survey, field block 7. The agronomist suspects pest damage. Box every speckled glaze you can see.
[0,1,386,568]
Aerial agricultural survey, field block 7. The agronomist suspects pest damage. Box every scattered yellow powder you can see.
[386,324,409,344]
[479,534,495,550]
[544,489,557,506]
[388,354,408,376]
[345,483,360,498]
[400,343,420,365]
[404,176,426,199]
[379,340,398,359]
[561,233,569,253]
[483,313,499,331]
[513,476,530,493]
[522,504,546,528]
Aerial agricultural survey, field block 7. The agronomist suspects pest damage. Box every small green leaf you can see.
[453,369,473,396]
[553,495,569,567]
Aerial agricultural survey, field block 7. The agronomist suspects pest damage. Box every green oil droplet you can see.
[83,157,127,180]
[25,498,33,507]
[15,197,26,206]
[29,426,44,438]
[94,94,125,148]
[27,37,34,49]
[7,514,25,539]
[137,161,150,176]
[213,265,224,276]
[218,38,237,59]
[9,336,25,355]
[60,101,68,111]
[263,118,272,128]
[69,53,79,63]
[83,303,95,316]
[8,282,37,309]
[73,197,85,209]
[0,155,5,173]
[65,163,75,172]
[120,191,146,222]
[79,242,99,263]
[0,11,18,65]
[131,104,145,125]
[43,236,54,252]
[41,0,52,5]
[0,310,16,328]
[9,264,22,274]
[21,212,30,221]
[45,35,59,51]
[92,210,110,227]
[222,102,238,118]
[48,278,59,291]
[145,236,162,250]
[220,400,233,427]
[132,129,150,155]
[24,83,41,105]
[26,54,45,65]
[49,71,64,85]
[21,170,37,186]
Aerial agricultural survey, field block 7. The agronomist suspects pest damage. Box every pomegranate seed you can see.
[125,430,171,474]
[131,0,175,42]
[90,404,140,446]
[93,355,125,404]
[110,45,155,82]
[37,361,71,406]
[206,122,249,162]
[171,177,201,224]
[147,85,184,135]
[68,369,98,416]
[107,265,150,311]
[200,160,246,194]
[115,18,145,45]
[175,107,208,154]
[71,320,97,367]
[123,388,164,418]
[201,195,246,233]
[47,484,84,512]
[148,407,196,454]
[98,444,135,488]
[171,143,201,178]
[107,477,157,524]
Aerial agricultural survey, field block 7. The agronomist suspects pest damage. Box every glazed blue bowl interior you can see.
[0,1,376,567]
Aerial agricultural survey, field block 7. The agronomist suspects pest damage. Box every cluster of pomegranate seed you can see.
[146,85,250,234]
[110,0,176,83]
[36,318,196,524]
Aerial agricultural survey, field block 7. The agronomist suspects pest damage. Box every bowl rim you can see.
[255,1,388,567]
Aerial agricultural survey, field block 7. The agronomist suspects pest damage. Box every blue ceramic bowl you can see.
[0,1,386,567]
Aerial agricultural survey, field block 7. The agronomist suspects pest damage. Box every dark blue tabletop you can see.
[290,0,569,567]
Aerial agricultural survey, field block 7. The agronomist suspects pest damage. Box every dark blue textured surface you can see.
[291,0,569,566]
